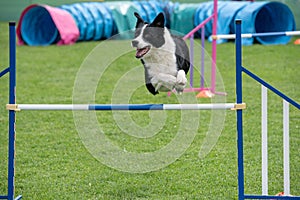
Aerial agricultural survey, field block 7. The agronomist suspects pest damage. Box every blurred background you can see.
[0,0,299,29]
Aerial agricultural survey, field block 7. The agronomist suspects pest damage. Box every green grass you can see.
[0,22,299,199]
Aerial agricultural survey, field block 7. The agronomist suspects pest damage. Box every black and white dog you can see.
[131,12,190,95]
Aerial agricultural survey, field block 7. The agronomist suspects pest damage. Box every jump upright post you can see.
[235,19,300,200]
[0,22,22,200]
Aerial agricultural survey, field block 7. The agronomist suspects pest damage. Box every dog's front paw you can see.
[175,70,187,94]
[176,70,187,85]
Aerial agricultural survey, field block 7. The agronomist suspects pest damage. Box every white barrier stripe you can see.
[261,85,268,195]
[163,103,235,110]
[286,31,300,36]
[242,34,253,38]
[213,33,253,39]
[213,31,300,40]
[283,100,290,195]
[17,104,89,110]
[215,34,235,39]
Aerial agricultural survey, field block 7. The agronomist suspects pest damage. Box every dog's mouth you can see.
[135,46,150,58]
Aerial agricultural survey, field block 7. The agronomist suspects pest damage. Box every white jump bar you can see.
[6,103,246,111]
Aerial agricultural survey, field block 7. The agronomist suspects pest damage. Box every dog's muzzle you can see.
[132,40,151,59]
[131,40,139,48]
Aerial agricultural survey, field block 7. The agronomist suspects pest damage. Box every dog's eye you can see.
[143,29,152,39]
[144,33,151,39]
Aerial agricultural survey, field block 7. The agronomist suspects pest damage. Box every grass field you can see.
[0,22,299,199]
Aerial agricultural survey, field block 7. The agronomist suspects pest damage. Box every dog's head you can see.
[131,12,166,59]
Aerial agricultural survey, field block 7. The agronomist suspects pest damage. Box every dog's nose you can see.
[131,40,138,47]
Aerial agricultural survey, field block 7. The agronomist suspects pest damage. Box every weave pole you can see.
[261,85,268,195]
[235,20,300,200]
[180,0,227,98]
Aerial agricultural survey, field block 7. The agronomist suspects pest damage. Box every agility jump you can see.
[0,21,244,200]
[1,20,299,200]
[235,20,299,200]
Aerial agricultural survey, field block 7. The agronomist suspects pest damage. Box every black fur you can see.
[142,26,165,48]
[173,35,190,74]
[146,83,159,95]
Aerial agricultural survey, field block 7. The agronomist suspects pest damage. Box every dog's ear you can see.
[134,12,145,28]
[150,12,165,28]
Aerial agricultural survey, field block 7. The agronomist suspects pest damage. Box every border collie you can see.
[131,12,190,95]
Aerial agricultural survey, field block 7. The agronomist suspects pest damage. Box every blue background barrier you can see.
[171,3,199,36]
[193,1,295,45]
[60,3,115,41]
[17,1,296,46]
[235,1,296,45]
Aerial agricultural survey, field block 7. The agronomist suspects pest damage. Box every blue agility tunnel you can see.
[17,1,176,45]
[235,1,296,45]
[171,3,200,36]
[17,4,80,46]
[193,1,296,45]
[104,1,171,39]
[18,3,114,45]
[60,2,115,41]
[20,6,59,46]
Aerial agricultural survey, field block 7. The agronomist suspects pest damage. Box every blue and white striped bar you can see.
[6,103,245,111]
[212,31,300,40]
